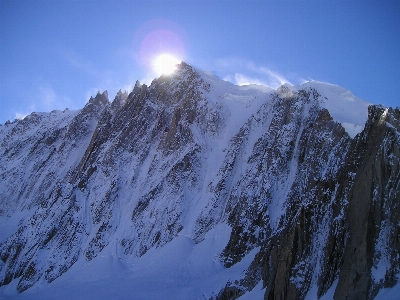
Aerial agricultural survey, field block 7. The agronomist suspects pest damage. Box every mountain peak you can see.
[1,64,399,299]
[89,90,109,105]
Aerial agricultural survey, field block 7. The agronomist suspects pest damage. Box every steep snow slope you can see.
[284,81,371,138]
[0,62,399,300]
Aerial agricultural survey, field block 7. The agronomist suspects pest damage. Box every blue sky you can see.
[1,0,399,123]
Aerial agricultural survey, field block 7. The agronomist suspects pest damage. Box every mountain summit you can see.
[0,62,399,299]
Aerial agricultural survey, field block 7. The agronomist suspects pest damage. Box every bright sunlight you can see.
[152,54,181,76]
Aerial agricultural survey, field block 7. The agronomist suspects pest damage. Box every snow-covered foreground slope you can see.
[2,224,257,300]
[1,62,399,299]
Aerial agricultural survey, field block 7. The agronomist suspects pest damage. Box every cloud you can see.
[216,57,293,89]
[34,84,72,112]
[65,50,98,76]
[38,85,57,107]
[298,77,313,84]
[13,85,61,121]
[13,84,72,120]
[15,112,28,120]
[233,73,270,86]
[14,103,36,120]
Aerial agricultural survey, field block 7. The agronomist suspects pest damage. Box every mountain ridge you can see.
[0,62,399,299]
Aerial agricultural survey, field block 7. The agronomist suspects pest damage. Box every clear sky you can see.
[1,0,399,123]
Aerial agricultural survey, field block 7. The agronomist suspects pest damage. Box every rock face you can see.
[0,62,399,299]
[334,106,400,299]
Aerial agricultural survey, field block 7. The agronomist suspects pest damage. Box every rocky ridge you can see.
[0,62,399,299]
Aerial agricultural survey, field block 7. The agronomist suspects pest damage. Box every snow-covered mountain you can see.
[0,62,399,300]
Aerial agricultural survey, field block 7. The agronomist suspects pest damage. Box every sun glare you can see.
[152,54,181,76]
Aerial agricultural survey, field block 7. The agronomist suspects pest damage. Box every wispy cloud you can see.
[38,85,57,108]
[14,103,36,120]
[298,77,313,84]
[216,57,294,88]
[15,112,29,120]
[65,50,98,76]
[14,84,74,120]
[37,84,73,111]
[231,73,271,86]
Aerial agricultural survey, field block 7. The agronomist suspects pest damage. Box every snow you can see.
[0,66,393,300]
[341,122,365,139]
[237,280,265,300]
[0,210,32,243]
[375,277,400,300]
[195,68,275,179]
[182,67,277,233]
[198,68,274,140]
[372,220,392,283]
[287,81,371,138]
[0,223,261,300]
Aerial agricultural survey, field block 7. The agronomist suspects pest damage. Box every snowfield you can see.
[2,224,259,300]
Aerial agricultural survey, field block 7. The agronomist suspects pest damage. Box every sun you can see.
[152,54,181,76]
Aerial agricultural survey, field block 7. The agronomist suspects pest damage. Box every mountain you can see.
[0,62,399,300]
